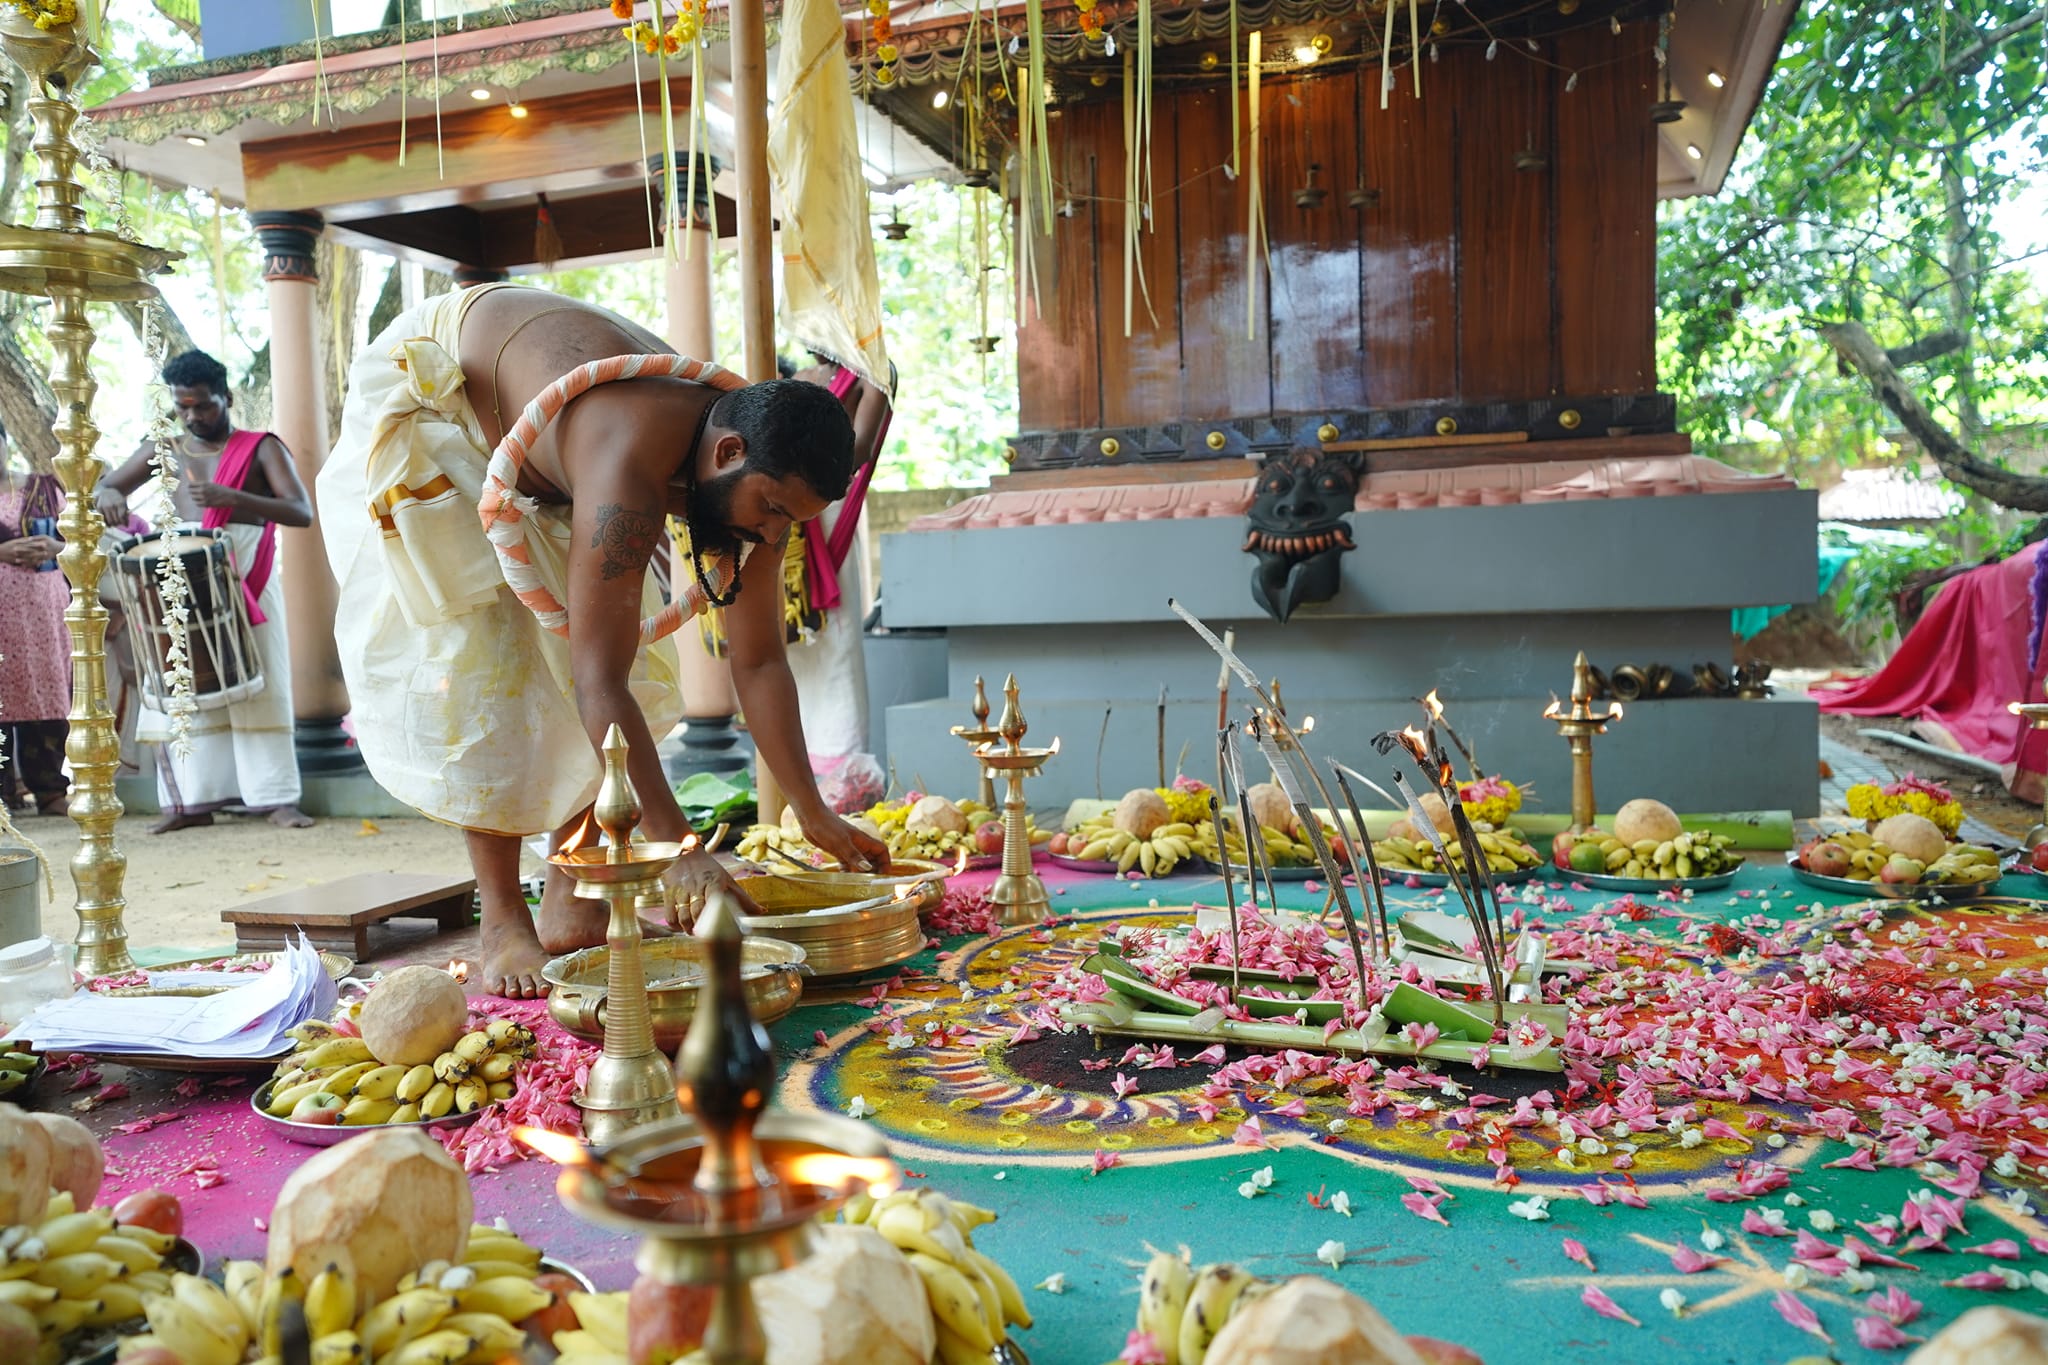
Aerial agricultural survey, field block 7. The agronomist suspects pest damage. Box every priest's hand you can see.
[801,811,891,873]
[187,477,239,511]
[662,846,761,929]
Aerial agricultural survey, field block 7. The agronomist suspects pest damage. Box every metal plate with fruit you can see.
[1789,820,2003,901]
[1569,863,1746,894]
[0,1042,44,1101]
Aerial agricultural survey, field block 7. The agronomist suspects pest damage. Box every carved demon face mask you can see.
[1242,448,1358,623]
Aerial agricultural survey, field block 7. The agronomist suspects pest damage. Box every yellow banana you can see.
[567,1292,628,1353]
[432,1053,472,1085]
[969,1249,1031,1329]
[1136,1252,1191,1365]
[453,1032,493,1064]
[452,1275,555,1321]
[142,1293,239,1365]
[486,1081,515,1102]
[352,1065,408,1101]
[1178,1263,1253,1365]
[86,1282,148,1326]
[396,1064,438,1102]
[464,1234,542,1269]
[90,1235,160,1274]
[909,1252,994,1352]
[311,1330,364,1365]
[37,1210,116,1258]
[298,1037,375,1071]
[224,1260,264,1336]
[112,1224,177,1256]
[551,1328,626,1363]
[421,1083,457,1119]
[454,1080,489,1114]
[458,1259,537,1283]
[341,1097,401,1126]
[359,1287,456,1356]
[266,1077,334,1117]
[305,1260,356,1338]
[171,1272,249,1356]
[38,1252,126,1298]
[442,1312,526,1363]
[391,1102,423,1125]
[933,1325,999,1365]
[962,1256,1005,1343]
[0,1280,56,1309]
[257,1267,304,1357]
[39,1295,102,1335]
[475,1054,517,1083]
[128,1269,173,1297]
[382,1328,478,1365]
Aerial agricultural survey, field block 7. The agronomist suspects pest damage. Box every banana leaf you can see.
[674,771,756,832]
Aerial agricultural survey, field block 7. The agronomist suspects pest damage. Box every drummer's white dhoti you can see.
[318,285,684,836]
[137,522,301,811]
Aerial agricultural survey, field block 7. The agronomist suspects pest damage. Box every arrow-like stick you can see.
[1208,786,1241,996]
[1331,761,1390,957]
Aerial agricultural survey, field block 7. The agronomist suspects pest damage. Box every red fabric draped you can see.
[1814,541,2048,801]
[201,429,278,626]
[800,365,887,614]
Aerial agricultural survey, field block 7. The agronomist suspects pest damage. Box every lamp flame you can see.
[446,960,471,984]
[1397,726,1430,762]
[1299,715,1316,734]
[1541,695,1563,721]
[1609,701,1624,723]
[783,1152,899,1197]
[1049,736,1062,755]
[680,832,701,854]
[2012,701,2026,716]
[560,811,600,855]
[953,847,970,876]
[512,1126,592,1168]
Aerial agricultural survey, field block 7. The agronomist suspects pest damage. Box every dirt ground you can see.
[10,808,509,955]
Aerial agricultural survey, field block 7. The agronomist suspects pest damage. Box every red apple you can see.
[1805,841,1852,878]
[974,821,1004,856]
[2031,842,2048,874]
[112,1189,184,1239]
[1551,832,1576,869]
[628,1271,715,1365]
[1049,832,1070,855]
[520,1272,583,1344]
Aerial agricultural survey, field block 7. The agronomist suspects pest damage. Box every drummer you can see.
[95,350,315,833]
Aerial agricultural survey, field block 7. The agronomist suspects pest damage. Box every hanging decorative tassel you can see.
[308,0,332,126]
[430,0,445,179]
[534,192,564,271]
[682,35,706,261]
[629,29,658,254]
[397,4,408,166]
[1246,29,1264,341]
[1227,0,1240,178]
[1379,0,1395,110]
[1024,0,1054,234]
[1409,0,1422,98]
[1138,0,1153,219]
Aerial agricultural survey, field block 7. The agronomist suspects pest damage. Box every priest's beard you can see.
[684,466,748,566]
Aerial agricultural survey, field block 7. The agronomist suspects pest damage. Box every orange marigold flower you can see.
[609,0,632,17]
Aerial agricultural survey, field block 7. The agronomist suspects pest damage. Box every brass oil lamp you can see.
[974,675,1059,925]
[1542,652,1622,833]
[949,675,1001,813]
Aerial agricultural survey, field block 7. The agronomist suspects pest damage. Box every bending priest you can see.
[320,284,888,998]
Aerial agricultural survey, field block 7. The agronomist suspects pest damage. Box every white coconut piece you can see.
[1613,798,1683,846]
[752,1224,937,1365]
[1204,1276,1430,1365]
[30,1113,102,1210]
[1873,813,1948,866]
[0,1103,53,1227]
[906,795,967,836]
[1907,1306,2048,1365]
[357,964,470,1067]
[266,1129,471,1307]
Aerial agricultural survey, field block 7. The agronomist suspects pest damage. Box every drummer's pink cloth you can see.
[202,429,278,626]
[799,365,886,614]
[1815,541,2048,800]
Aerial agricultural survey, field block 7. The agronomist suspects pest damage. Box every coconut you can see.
[0,1103,52,1227]
[1246,783,1295,834]
[1416,793,1456,835]
[750,1224,937,1365]
[1905,1305,2048,1364]
[1873,812,1947,866]
[905,795,967,836]
[1204,1277,1429,1365]
[266,1129,471,1306]
[30,1114,102,1210]
[1114,788,1171,839]
[1612,798,1683,846]
[357,964,470,1067]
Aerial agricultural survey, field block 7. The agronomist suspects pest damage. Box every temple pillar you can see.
[652,153,748,785]
[251,210,360,774]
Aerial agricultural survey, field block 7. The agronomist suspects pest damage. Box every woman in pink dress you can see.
[0,422,71,816]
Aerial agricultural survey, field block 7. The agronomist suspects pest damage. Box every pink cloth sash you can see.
[801,365,887,613]
[201,429,278,626]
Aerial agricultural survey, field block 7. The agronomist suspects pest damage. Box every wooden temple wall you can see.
[1014,27,1658,433]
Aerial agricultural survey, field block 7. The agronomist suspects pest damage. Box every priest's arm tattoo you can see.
[590,502,662,581]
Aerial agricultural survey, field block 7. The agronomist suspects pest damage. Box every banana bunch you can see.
[1189,818,1319,870]
[1062,815,1198,877]
[1132,1251,1279,1365]
[0,1190,182,1358]
[263,1017,536,1126]
[1800,829,2000,885]
[1925,842,2001,884]
[1372,824,1541,876]
[0,1043,36,1098]
[840,1187,1031,1365]
[737,798,1050,867]
[120,1224,554,1365]
[1574,830,1740,881]
[550,1291,631,1365]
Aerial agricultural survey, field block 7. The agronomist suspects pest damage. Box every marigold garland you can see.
[1843,774,1963,836]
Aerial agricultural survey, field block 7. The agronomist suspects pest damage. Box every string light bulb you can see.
[933,88,951,109]
[1685,143,1703,160]
[469,86,492,101]
[1706,69,1727,88]
[508,102,529,119]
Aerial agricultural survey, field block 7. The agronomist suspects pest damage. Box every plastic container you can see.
[0,936,74,1034]
[0,843,36,950]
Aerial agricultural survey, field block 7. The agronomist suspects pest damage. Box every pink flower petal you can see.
[1562,1238,1595,1271]
[1579,1284,1640,1328]
[1406,1174,1452,1200]
[1401,1192,1451,1227]
[1942,1270,2018,1291]
[1091,1149,1122,1175]
[1232,1117,1273,1149]
[1669,1245,1724,1274]
[1742,1209,1793,1238]
[1119,1329,1167,1365]
[1963,1239,2021,1261]
[1773,1291,1831,1344]
[1867,1286,1922,1326]
[1853,1316,1916,1351]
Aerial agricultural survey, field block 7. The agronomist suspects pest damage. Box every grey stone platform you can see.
[879,489,1821,815]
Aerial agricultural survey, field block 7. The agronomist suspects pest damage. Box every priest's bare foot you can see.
[266,805,315,828]
[480,909,550,999]
[535,870,674,954]
[150,810,214,834]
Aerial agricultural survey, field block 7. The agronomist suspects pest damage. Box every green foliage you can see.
[1659,2,2048,475]
[1825,514,2040,638]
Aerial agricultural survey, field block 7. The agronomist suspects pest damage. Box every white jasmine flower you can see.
[1659,1288,1686,1316]
[1317,1239,1346,1270]
[846,1095,874,1119]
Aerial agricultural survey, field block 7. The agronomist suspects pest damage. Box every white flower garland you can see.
[72,111,199,753]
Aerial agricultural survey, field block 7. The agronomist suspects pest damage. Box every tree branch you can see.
[1886,330,1964,367]
[1819,318,2048,511]
[0,322,60,472]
